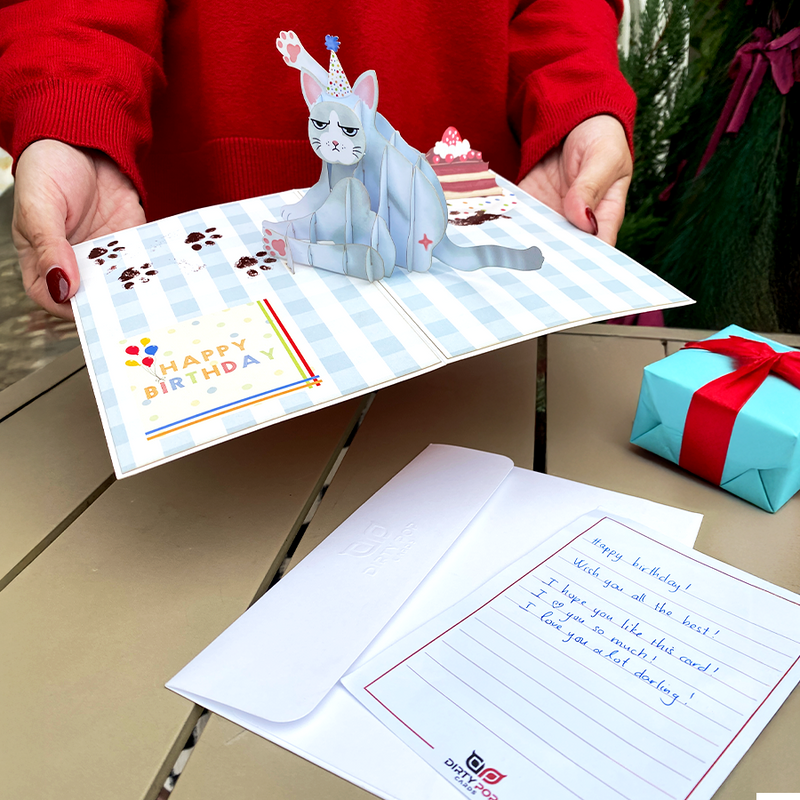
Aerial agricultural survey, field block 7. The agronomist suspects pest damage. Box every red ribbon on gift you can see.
[697,25,800,175]
[679,336,800,484]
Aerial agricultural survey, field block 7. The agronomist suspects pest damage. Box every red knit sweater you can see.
[0,0,635,222]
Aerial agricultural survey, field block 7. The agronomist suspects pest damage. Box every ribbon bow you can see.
[697,26,800,175]
[679,336,800,485]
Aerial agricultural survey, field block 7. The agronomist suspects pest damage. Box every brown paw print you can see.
[234,252,277,277]
[448,210,511,227]
[88,239,126,268]
[119,263,158,290]
[185,228,223,250]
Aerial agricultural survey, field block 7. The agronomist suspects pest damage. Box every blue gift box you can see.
[630,325,800,512]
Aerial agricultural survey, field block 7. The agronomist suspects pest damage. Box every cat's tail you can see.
[433,235,544,273]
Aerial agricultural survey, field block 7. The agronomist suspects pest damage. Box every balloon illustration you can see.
[123,337,161,382]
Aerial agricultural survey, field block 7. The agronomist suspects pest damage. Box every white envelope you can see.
[168,444,703,799]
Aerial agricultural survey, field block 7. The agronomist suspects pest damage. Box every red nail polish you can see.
[46,267,71,304]
[585,208,599,236]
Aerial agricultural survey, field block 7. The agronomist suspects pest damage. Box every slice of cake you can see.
[425,126,503,200]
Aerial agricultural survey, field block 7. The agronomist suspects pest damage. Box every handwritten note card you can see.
[344,511,800,800]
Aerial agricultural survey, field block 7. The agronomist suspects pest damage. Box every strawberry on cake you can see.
[425,126,503,200]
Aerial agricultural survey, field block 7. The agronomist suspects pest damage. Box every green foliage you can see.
[619,0,692,216]
[658,86,784,331]
[616,0,741,265]
[622,0,800,332]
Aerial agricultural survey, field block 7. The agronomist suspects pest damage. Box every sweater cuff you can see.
[516,82,637,183]
[9,79,150,202]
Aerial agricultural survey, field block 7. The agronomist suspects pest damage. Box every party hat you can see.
[324,35,352,97]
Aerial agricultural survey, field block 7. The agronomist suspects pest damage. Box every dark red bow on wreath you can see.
[679,336,800,485]
[697,25,800,175]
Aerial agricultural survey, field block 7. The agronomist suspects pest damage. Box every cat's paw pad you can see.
[276,30,301,63]
[262,230,287,259]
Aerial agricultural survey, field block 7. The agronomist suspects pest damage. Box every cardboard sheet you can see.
[71,183,692,477]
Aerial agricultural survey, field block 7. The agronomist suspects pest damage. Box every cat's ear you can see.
[352,70,378,113]
[300,70,325,109]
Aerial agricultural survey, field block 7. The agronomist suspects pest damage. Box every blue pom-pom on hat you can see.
[324,34,351,97]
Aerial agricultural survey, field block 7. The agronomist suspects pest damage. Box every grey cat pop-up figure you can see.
[261,33,545,283]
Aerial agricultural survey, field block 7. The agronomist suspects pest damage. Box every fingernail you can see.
[46,266,71,304]
[585,208,599,236]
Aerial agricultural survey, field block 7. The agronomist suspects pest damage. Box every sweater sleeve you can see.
[0,0,167,200]
[508,0,636,181]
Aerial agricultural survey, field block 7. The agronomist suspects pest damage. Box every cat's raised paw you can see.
[276,31,301,63]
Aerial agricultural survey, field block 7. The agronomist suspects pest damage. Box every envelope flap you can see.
[168,444,513,722]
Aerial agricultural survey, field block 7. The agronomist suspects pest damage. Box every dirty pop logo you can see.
[444,749,507,797]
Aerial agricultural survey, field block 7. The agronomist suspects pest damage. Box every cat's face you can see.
[308,102,366,165]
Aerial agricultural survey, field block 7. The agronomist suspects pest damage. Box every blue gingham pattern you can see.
[382,176,689,359]
[73,181,690,476]
[73,190,443,476]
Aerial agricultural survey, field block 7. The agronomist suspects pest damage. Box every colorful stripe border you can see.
[144,298,321,440]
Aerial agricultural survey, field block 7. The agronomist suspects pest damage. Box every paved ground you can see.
[0,186,80,391]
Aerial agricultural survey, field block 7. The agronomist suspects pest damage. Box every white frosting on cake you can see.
[433,138,472,160]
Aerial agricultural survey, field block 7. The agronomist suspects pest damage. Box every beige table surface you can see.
[1,325,798,800]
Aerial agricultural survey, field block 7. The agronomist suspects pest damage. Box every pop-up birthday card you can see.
[266,32,543,282]
[71,31,692,478]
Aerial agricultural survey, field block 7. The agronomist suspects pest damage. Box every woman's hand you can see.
[12,139,146,319]
[519,115,632,246]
